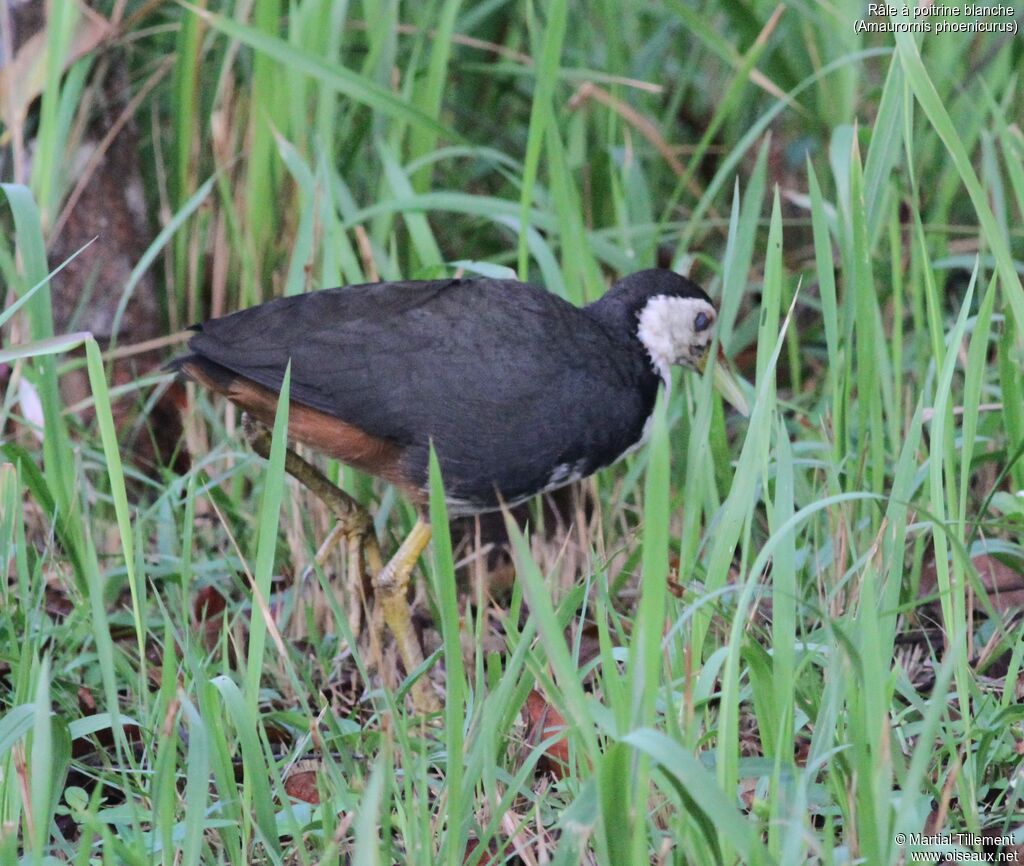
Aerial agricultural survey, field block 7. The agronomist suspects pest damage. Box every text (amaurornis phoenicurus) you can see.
[171,268,749,711]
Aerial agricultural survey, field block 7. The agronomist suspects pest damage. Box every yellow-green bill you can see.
[709,348,751,416]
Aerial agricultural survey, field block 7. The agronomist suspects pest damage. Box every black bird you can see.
[172,268,748,710]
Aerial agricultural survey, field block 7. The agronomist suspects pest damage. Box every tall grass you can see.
[2,1,1023,863]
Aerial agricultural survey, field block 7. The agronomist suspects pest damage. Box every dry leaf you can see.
[523,689,570,779]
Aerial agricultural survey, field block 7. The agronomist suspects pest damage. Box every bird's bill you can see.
[699,347,751,416]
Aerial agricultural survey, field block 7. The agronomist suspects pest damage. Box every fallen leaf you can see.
[0,12,111,122]
[193,584,229,650]
[283,769,320,804]
[920,553,1024,614]
[523,689,569,779]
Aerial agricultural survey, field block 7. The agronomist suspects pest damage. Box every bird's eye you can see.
[694,312,711,332]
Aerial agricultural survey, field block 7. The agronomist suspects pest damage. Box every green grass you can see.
[3,1,1024,863]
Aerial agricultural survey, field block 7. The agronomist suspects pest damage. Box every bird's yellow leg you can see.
[375,518,439,713]
[243,416,439,713]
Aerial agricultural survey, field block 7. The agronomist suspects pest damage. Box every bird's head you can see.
[602,269,750,415]
[636,291,718,376]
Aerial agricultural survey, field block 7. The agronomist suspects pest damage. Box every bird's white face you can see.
[636,294,717,383]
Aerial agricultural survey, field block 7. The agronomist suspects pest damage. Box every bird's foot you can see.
[375,518,440,715]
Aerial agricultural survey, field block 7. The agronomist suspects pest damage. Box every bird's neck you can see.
[584,290,667,388]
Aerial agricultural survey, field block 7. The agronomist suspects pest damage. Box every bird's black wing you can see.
[187,280,464,440]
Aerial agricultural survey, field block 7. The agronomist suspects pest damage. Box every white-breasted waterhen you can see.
[172,268,749,711]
